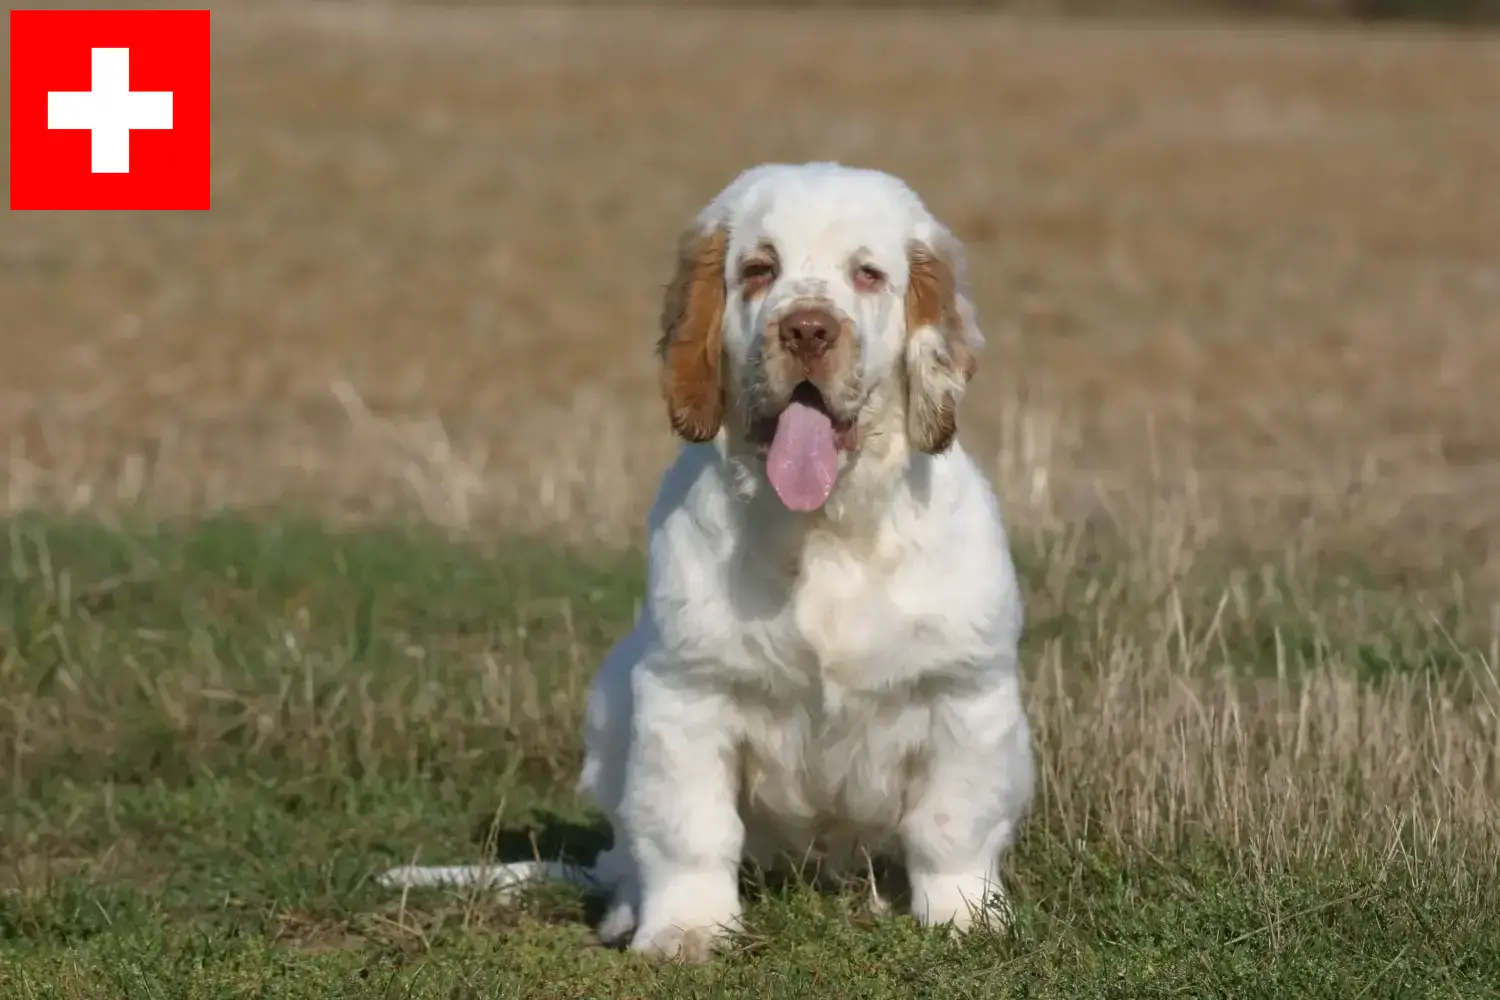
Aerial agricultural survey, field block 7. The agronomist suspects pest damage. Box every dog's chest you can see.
[730,547,938,838]
[736,674,930,843]
[750,534,917,689]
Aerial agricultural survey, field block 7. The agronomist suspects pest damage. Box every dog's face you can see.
[658,163,983,512]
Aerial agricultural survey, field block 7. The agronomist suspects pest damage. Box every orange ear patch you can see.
[903,239,978,454]
[658,225,729,442]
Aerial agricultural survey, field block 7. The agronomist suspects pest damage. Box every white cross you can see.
[47,48,174,174]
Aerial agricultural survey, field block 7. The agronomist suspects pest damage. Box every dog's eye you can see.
[852,264,886,292]
[740,260,777,292]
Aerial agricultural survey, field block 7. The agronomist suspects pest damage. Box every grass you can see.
[3,4,1499,995]
[1,514,1496,997]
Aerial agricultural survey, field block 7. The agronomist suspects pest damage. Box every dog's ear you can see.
[903,233,982,454]
[658,224,729,443]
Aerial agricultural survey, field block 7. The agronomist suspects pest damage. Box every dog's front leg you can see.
[619,664,744,962]
[899,679,1034,933]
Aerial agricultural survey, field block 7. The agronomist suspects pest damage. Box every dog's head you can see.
[658,162,983,512]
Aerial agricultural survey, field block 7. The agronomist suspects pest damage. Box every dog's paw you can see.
[627,922,732,963]
[626,867,741,961]
[596,895,637,946]
[909,870,1012,933]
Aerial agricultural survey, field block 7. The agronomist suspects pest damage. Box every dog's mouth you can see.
[746,382,859,513]
[747,382,859,449]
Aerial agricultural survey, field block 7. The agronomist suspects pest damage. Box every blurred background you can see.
[3,7,1499,987]
[4,1,1499,572]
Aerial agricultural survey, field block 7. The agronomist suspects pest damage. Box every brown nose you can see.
[777,308,841,360]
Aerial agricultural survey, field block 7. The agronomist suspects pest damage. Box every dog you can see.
[380,162,1035,962]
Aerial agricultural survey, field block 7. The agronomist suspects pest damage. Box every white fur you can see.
[378,163,1035,960]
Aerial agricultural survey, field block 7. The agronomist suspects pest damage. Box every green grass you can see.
[0,514,1496,997]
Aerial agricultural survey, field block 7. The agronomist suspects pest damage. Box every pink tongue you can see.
[766,401,839,512]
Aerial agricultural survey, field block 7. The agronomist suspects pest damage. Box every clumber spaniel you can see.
[380,162,1035,960]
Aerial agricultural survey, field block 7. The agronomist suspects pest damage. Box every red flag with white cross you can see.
[9,9,212,211]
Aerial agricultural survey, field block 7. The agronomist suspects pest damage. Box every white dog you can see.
[380,162,1035,961]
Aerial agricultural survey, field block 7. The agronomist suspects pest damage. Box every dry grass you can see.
[3,4,1499,991]
[5,6,1499,548]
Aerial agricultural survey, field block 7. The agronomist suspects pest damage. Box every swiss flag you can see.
[9,9,212,211]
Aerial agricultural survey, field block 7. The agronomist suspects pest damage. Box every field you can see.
[4,4,1500,996]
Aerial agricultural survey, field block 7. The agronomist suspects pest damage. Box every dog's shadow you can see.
[469,809,615,926]
[472,809,613,870]
[469,809,912,931]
